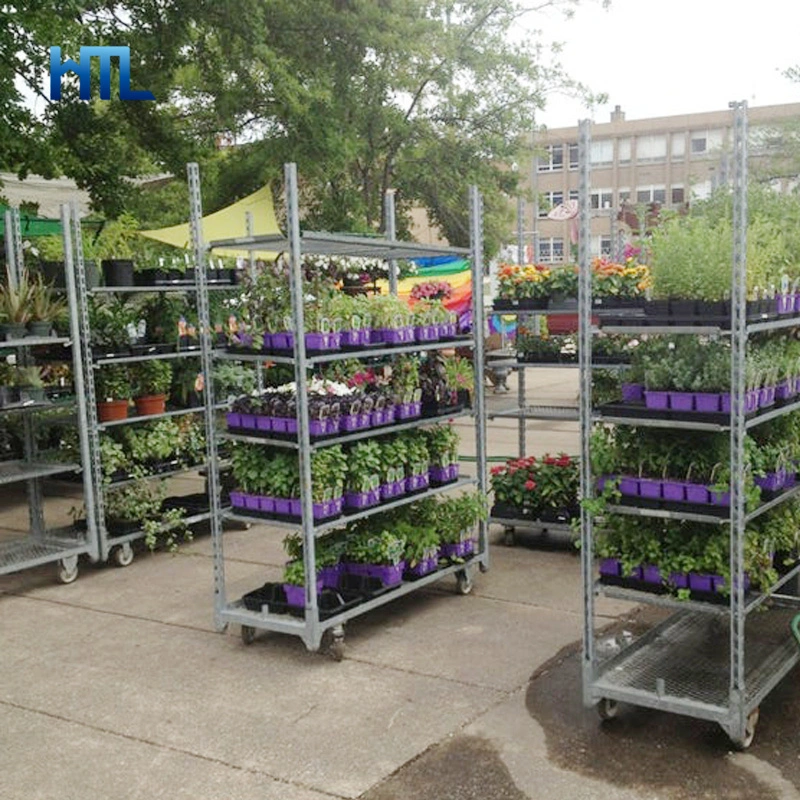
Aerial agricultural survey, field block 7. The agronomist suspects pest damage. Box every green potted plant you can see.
[436,492,487,558]
[94,213,139,286]
[0,266,35,339]
[344,440,382,509]
[95,364,132,421]
[131,359,173,416]
[28,275,67,336]
[343,528,407,587]
[425,424,460,484]
[15,365,46,403]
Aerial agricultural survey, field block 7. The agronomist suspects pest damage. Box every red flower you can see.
[491,466,503,475]
[524,480,536,491]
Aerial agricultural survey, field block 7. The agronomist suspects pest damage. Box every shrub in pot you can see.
[131,359,173,416]
[0,265,35,339]
[95,365,131,421]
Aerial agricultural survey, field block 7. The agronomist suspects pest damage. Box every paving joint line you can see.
[0,698,347,799]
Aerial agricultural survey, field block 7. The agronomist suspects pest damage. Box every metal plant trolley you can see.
[70,206,227,568]
[578,103,800,748]
[190,161,489,657]
[0,206,99,582]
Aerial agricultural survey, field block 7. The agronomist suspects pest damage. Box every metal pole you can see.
[188,162,226,631]
[385,189,398,296]
[728,100,748,741]
[285,162,321,648]
[3,210,13,272]
[469,185,489,571]
[578,118,595,707]
[245,211,265,394]
[516,195,525,266]
[66,203,102,562]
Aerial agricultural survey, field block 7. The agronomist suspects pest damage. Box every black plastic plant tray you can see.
[161,493,230,514]
[614,496,730,519]
[281,588,365,620]
[341,341,384,351]
[242,582,287,612]
[599,574,749,605]
[596,402,749,426]
[421,402,465,418]
[429,475,459,488]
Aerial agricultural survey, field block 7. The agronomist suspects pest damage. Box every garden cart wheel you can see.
[112,543,134,567]
[503,527,516,547]
[241,625,256,646]
[324,625,346,661]
[56,556,79,584]
[455,569,473,595]
[729,708,759,751]
[597,698,618,720]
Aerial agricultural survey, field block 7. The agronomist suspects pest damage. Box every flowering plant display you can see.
[592,257,651,298]
[490,453,578,517]
[411,280,453,301]
[497,263,553,300]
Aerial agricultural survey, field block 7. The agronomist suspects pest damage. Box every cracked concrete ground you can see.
[1,368,798,799]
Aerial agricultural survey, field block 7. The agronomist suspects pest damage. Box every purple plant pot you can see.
[777,293,794,315]
[794,293,800,313]
[448,463,460,481]
[618,476,640,496]
[369,562,406,587]
[624,565,644,581]
[262,332,273,351]
[644,390,669,410]
[688,573,714,593]
[599,558,621,577]
[641,565,663,585]
[255,415,272,433]
[713,573,751,592]
[230,332,254,349]
[271,331,294,351]
[345,491,380,510]
[755,472,784,492]
[380,328,406,345]
[669,391,694,412]
[759,385,776,408]
[709,489,731,506]
[785,471,797,488]
[371,409,388,426]
[414,325,439,343]
[319,564,342,590]
[357,412,372,429]
[380,480,406,501]
[226,412,242,428]
[440,540,475,559]
[721,393,731,414]
[340,414,361,432]
[638,478,662,499]
[283,577,325,608]
[621,383,645,403]
[405,473,430,493]
[271,417,287,434]
[239,413,258,430]
[670,572,690,589]
[274,498,292,515]
[746,390,759,413]
[308,419,328,437]
[243,494,261,512]
[396,402,421,420]
[288,498,302,517]
[685,483,710,504]
[776,381,794,402]
[406,557,438,578]
[596,474,616,493]
[286,418,298,435]
[662,481,686,502]
[305,332,327,351]
[258,495,275,514]
[429,465,455,484]
[229,491,246,508]
[694,393,721,413]
[341,329,361,347]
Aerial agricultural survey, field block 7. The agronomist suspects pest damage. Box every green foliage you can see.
[96,365,131,401]
[131,359,173,398]
[424,425,460,467]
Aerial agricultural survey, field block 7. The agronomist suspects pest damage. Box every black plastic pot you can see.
[101,259,135,287]
[37,261,66,288]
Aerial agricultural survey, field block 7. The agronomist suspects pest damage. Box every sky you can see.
[529,0,800,129]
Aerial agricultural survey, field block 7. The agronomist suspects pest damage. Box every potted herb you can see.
[437,492,487,558]
[95,365,131,421]
[131,359,173,416]
[425,424,460,484]
[400,432,430,494]
[391,356,421,418]
[344,440,382,509]
[400,520,440,578]
[343,529,407,587]
[310,445,347,519]
[377,436,408,501]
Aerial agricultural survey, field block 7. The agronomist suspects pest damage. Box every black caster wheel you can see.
[503,528,516,547]
[729,708,759,750]
[597,698,618,720]
[456,569,473,595]
[241,625,256,645]
[112,543,134,567]
[57,557,79,584]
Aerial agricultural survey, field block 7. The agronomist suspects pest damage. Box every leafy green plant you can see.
[344,529,406,565]
[425,424,459,467]
[0,266,35,324]
[346,440,382,493]
[96,365,131,401]
[131,359,173,398]
[93,213,139,261]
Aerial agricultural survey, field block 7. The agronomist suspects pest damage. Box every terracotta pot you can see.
[97,399,129,422]
[134,394,167,416]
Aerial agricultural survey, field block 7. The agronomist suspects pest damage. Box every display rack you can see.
[579,103,800,749]
[191,161,489,657]
[70,204,221,567]
[0,206,99,583]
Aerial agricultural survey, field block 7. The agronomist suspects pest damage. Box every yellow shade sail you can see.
[138,185,281,259]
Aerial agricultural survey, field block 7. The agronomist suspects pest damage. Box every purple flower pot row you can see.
[370,326,414,345]
[599,560,750,593]
[610,475,731,506]
[414,324,440,343]
[405,472,430,493]
[641,384,800,414]
[229,492,344,520]
[755,469,798,493]
[340,329,370,347]
[429,463,460,484]
[344,488,382,510]
[226,406,404,436]
[405,557,439,578]
[283,577,325,608]
[379,480,406,501]
[775,292,800,315]
[343,560,406,587]
[262,331,343,353]
[439,539,476,559]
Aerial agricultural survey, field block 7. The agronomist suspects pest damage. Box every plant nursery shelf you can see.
[224,475,477,535]
[107,461,208,487]
[0,335,72,349]
[0,460,80,485]
[105,510,213,545]
[599,316,800,337]
[592,609,800,720]
[0,527,87,572]
[215,337,473,367]
[593,410,727,432]
[599,583,731,616]
[98,404,226,430]
[219,408,473,451]
[90,284,237,294]
[488,404,579,421]
[207,230,470,260]
[489,515,575,535]
[221,557,477,635]
[93,348,206,366]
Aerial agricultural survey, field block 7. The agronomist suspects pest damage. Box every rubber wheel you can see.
[597,698,618,720]
[730,708,759,750]
[503,529,516,547]
[112,543,134,567]
[329,637,345,662]
[241,625,256,646]
[57,559,79,584]
[456,569,473,595]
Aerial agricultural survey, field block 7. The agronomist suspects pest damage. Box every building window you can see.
[636,185,666,204]
[568,143,579,169]
[538,237,564,263]
[591,189,614,210]
[636,134,667,162]
[568,189,579,202]
[690,129,723,156]
[538,191,563,218]
[671,133,686,159]
[590,139,613,166]
[617,138,631,164]
[618,188,631,204]
[692,180,712,200]
[538,144,564,172]
[671,185,685,205]
[600,236,612,256]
